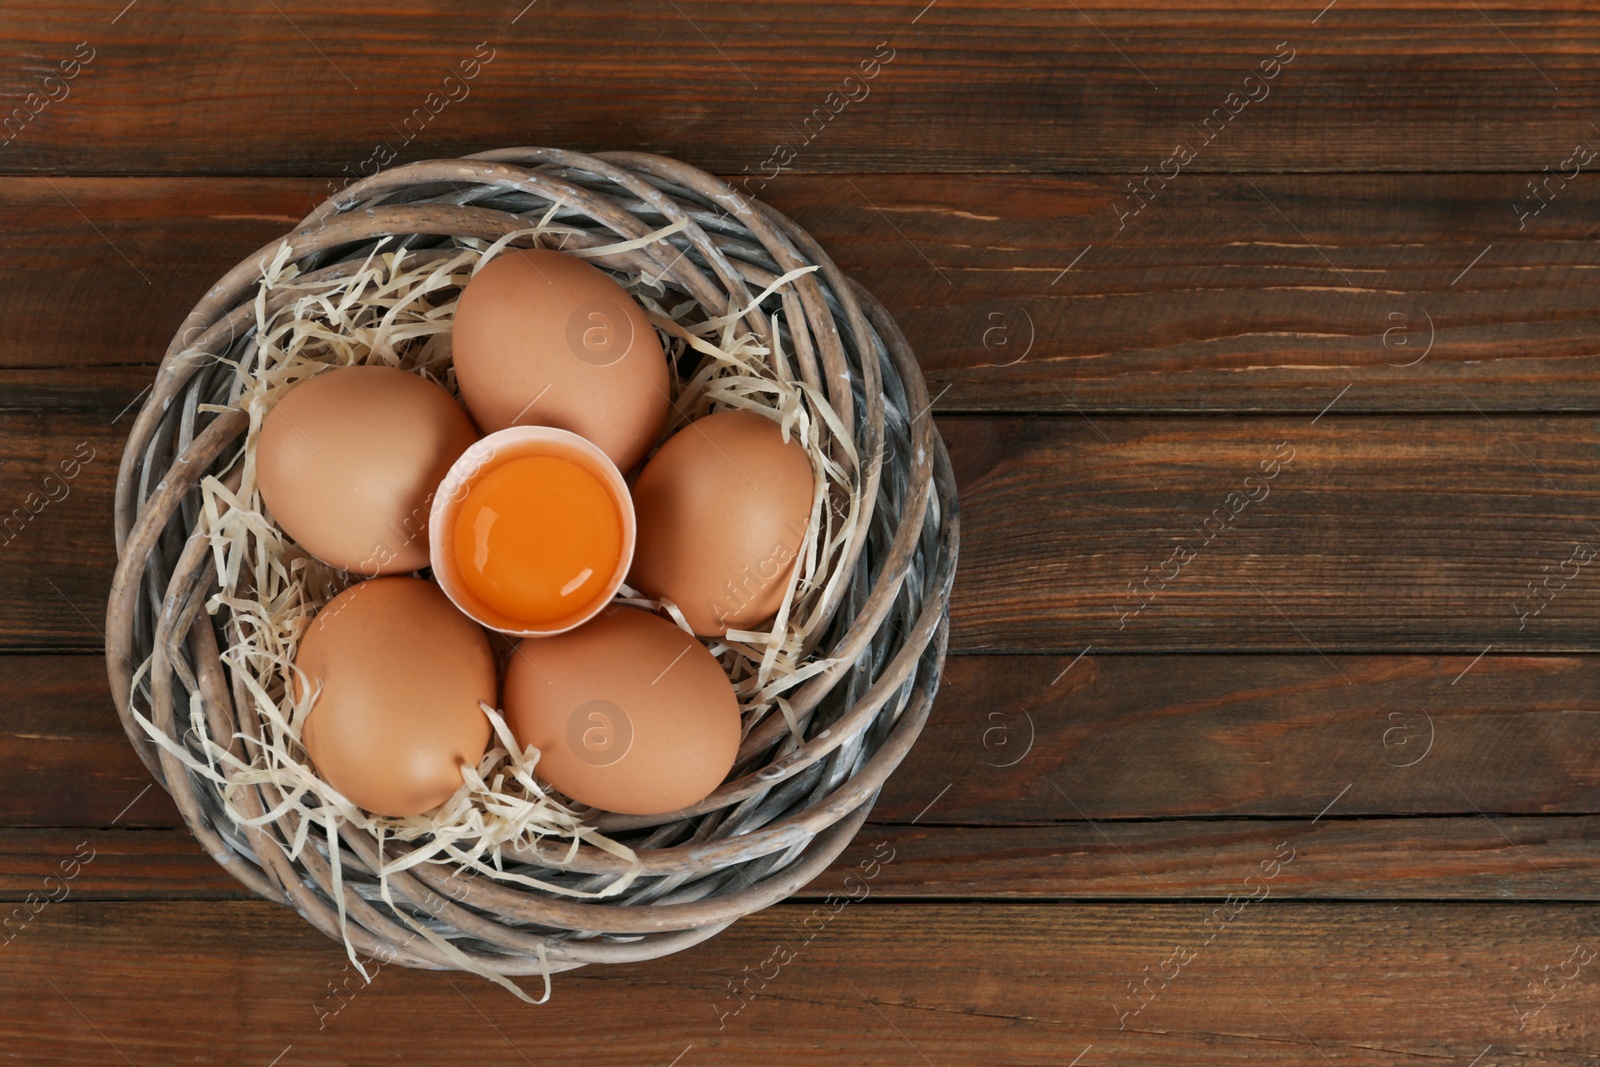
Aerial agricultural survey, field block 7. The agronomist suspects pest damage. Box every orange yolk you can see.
[451,455,622,624]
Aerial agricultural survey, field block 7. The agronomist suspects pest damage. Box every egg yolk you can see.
[451,455,622,624]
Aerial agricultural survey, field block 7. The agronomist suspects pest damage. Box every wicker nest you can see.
[106,148,958,993]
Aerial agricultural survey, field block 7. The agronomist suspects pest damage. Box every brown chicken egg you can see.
[256,365,479,575]
[629,409,815,636]
[296,577,495,817]
[451,248,669,473]
[502,606,740,816]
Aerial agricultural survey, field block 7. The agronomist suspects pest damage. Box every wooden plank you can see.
[7,649,1598,833]
[0,828,244,900]
[840,817,1600,900]
[942,415,1600,653]
[0,178,313,373]
[0,411,124,648]
[6,815,1599,903]
[0,656,178,827]
[9,175,1600,416]
[16,404,1600,650]
[1,900,1596,1064]
[880,652,1600,820]
[873,174,1600,414]
[0,4,1596,176]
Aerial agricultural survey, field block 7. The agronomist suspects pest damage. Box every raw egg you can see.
[503,606,741,815]
[451,248,669,472]
[256,365,478,575]
[453,453,622,622]
[429,426,636,636]
[629,409,814,636]
[296,577,495,818]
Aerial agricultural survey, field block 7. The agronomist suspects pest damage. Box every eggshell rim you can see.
[428,425,637,637]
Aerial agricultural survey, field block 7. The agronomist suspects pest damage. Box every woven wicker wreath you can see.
[106,148,958,993]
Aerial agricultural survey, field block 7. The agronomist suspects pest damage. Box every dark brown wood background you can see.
[4,1,1599,1063]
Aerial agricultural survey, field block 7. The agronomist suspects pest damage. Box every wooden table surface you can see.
[5,2,1600,1063]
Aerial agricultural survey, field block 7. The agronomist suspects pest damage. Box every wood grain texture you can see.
[838,817,1600,900]
[4,3,1600,1054]
[7,176,1600,415]
[14,404,1600,650]
[0,657,174,828]
[944,415,1600,653]
[0,828,244,900]
[14,650,1600,825]
[879,652,1600,821]
[8,651,1597,906]
[0,3,1596,176]
[1,900,1596,1065]
[0,411,122,649]
[8,816,1600,902]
